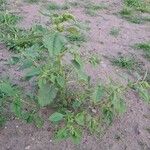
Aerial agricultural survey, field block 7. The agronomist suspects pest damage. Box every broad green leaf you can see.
[22,112,34,123]
[24,45,40,59]
[138,87,150,103]
[72,100,82,110]
[70,127,82,144]
[25,67,41,80]
[117,99,126,113]
[72,54,88,81]
[33,114,44,128]
[92,85,104,103]
[0,81,15,96]
[11,97,22,118]
[20,59,33,70]
[111,92,118,110]
[55,127,69,140]
[8,56,20,65]
[43,32,66,56]
[50,74,56,83]
[38,83,58,107]
[87,117,99,133]
[67,27,79,34]
[56,75,65,88]
[0,115,6,127]
[22,112,44,128]
[71,54,83,70]
[62,13,75,21]
[102,107,114,125]
[49,112,64,123]
[75,112,84,126]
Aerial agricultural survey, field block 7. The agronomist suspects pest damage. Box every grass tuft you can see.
[134,42,150,60]
[112,56,136,70]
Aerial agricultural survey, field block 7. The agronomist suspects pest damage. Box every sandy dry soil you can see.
[0,0,150,150]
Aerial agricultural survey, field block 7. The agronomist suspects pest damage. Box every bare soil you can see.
[0,0,150,150]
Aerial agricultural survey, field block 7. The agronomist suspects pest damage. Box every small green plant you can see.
[84,2,107,16]
[46,2,69,11]
[24,0,40,3]
[124,0,150,13]
[0,11,21,25]
[120,0,150,24]
[112,56,136,70]
[134,42,150,60]
[109,27,120,37]
[119,8,148,24]
[89,54,101,67]
[0,0,6,10]
[134,81,150,103]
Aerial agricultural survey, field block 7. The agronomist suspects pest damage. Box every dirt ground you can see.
[0,0,150,150]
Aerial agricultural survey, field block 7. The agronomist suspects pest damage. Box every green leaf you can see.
[33,114,44,128]
[56,75,65,88]
[49,112,64,123]
[38,83,58,107]
[67,27,79,34]
[11,97,22,118]
[75,112,85,126]
[24,45,40,59]
[72,54,88,81]
[138,87,150,103]
[8,56,20,65]
[20,59,33,70]
[92,85,104,103]
[43,32,66,56]
[72,100,82,110]
[117,99,126,113]
[102,107,114,125]
[0,81,15,96]
[72,54,83,70]
[55,127,69,140]
[22,112,44,128]
[0,115,6,127]
[25,67,41,80]
[70,127,82,144]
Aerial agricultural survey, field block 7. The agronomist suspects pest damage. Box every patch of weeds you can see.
[141,15,150,22]
[120,0,150,24]
[89,54,101,67]
[124,0,150,13]
[84,2,107,16]
[109,27,120,37]
[0,115,6,127]
[67,32,86,43]
[24,0,40,3]
[1,7,149,143]
[0,0,7,11]
[0,11,21,25]
[120,7,133,16]
[0,0,148,144]
[0,24,46,52]
[133,81,150,103]
[119,7,147,24]
[112,56,137,70]
[46,1,69,11]
[68,1,80,8]
[134,42,150,60]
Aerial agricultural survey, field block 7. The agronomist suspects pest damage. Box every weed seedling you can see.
[24,0,40,3]
[109,27,120,37]
[120,0,150,24]
[112,56,136,70]
[84,2,107,16]
[134,42,150,60]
